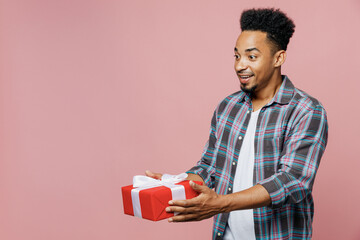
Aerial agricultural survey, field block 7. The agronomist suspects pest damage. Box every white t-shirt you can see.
[223,108,260,240]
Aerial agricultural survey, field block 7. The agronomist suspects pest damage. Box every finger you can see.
[145,170,162,180]
[168,213,199,222]
[166,206,196,214]
[189,180,209,193]
[169,199,196,207]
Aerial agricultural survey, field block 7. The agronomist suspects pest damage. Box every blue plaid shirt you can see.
[187,76,328,240]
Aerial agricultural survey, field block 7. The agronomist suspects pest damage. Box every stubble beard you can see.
[241,84,258,94]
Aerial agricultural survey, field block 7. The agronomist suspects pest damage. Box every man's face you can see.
[234,31,277,94]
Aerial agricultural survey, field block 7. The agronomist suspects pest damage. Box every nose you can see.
[234,58,248,72]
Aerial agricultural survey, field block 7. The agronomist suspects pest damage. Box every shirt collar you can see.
[268,75,295,105]
[271,75,294,105]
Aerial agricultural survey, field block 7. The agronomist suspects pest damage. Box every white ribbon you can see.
[131,173,188,218]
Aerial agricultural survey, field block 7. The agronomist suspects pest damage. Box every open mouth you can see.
[238,74,254,84]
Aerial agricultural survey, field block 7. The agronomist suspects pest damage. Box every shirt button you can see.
[247,110,250,114]
[217,233,221,236]
[232,161,236,165]
[238,136,243,140]
[228,187,232,191]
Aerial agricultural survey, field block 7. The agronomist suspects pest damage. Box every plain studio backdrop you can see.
[1,0,360,239]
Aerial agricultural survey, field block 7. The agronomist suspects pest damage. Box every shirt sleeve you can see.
[186,110,218,189]
[258,104,328,209]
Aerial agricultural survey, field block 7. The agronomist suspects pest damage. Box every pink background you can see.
[1,0,359,239]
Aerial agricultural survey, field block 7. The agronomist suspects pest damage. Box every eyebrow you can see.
[245,47,260,53]
[234,47,261,53]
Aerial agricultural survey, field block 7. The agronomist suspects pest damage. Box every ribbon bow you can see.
[133,173,188,189]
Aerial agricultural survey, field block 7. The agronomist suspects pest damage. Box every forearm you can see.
[222,184,271,212]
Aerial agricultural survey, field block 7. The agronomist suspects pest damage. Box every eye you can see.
[249,55,257,60]
[234,54,240,60]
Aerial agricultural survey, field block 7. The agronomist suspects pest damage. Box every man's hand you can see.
[165,181,228,222]
[165,182,271,223]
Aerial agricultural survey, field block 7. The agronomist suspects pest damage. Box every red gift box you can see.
[122,180,202,221]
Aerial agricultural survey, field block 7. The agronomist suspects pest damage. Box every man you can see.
[147,8,328,240]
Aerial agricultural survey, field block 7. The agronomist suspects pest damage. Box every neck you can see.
[252,72,283,102]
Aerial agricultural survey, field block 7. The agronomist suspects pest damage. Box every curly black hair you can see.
[240,8,295,52]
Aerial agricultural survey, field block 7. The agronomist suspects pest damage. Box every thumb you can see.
[145,170,163,180]
[189,180,208,193]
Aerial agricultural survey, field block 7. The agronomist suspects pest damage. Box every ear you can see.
[273,50,286,67]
